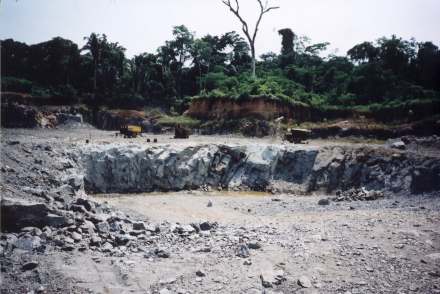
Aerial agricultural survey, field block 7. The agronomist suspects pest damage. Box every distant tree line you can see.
[1,26,440,110]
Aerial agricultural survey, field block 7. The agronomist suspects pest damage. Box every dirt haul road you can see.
[1,128,439,294]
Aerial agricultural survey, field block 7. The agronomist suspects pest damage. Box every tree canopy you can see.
[1,26,440,111]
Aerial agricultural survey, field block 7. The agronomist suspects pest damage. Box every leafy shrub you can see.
[208,89,228,98]
[1,77,33,93]
[336,93,357,106]
[157,115,201,128]
[144,107,165,118]
[108,94,146,109]
[55,84,78,98]
[238,92,250,100]
[31,86,53,97]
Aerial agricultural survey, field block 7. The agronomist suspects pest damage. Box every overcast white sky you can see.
[1,0,439,58]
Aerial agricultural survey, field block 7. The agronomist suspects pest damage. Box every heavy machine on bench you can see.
[120,125,142,138]
[284,128,311,144]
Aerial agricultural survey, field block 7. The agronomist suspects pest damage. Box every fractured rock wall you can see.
[82,144,440,195]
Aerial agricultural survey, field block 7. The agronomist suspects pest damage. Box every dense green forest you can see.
[2,26,440,112]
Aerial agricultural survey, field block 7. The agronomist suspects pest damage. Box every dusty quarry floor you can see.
[89,191,440,294]
[1,127,439,294]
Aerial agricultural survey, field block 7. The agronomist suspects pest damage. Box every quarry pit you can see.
[1,128,440,294]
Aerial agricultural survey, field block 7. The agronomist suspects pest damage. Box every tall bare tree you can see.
[221,0,279,78]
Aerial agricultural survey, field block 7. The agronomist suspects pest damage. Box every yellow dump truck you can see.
[120,125,142,138]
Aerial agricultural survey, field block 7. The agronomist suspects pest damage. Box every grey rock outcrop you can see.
[82,144,440,196]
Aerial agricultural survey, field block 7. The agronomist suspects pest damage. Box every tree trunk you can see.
[221,0,279,79]
[251,45,256,79]
[199,64,203,95]
[93,60,97,95]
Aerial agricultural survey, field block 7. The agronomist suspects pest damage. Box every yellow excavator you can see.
[174,124,190,139]
[284,128,311,144]
[120,125,142,138]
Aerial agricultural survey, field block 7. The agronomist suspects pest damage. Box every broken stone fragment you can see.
[35,285,46,294]
[68,175,84,191]
[199,231,211,237]
[247,241,261,250]
[46,214,68,228]
[159,289,171,294]
[75,198,93,211]
[115,234,136,246]
[318,199,330,206]
[87,214,107,224]
[81,220,96,232]
[62,244,75,252]
[173,224,196,235]
[390,141,406,150]
[260,269,285,288]
[1,198,50,231]
[71,232,82,242]
[69,204,88,213]
[298,276,312,288]
[96,222,110,233]
[55,184,75,198]
[21,261,39,271]
[199,221,212,231]
[15,235,41,251]
[90,235,102,246]
[424,252,440,263]
[132,222,146,230]
[145,224,160,233]
[108,221,122,232]
[243,260,252,266]
[21,227,43,236]
[154,248,170,258]
[64,236,75,244]
[129,230,144,236]
[236,244,250,258]
[101,242,113,252]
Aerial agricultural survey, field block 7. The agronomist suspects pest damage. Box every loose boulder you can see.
[1,198,50,232]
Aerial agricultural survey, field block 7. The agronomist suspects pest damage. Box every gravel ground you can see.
[89,192,440,293]
[1,127,439,294]
[0,127,384,148]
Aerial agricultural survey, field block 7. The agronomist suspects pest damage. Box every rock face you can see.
[92,109,148,130]
[411,161,440,194]
[1,102,86,129]
[1,103,40,128]
[82,144,440,195]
